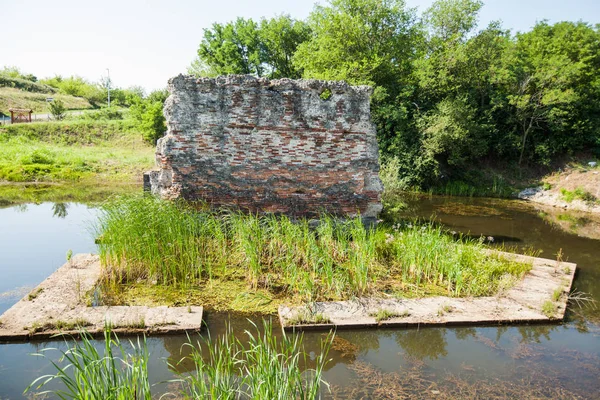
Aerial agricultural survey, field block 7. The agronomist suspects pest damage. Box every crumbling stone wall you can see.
[146,74,383,222]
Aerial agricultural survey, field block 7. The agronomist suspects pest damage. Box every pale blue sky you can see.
[1,0,598,92]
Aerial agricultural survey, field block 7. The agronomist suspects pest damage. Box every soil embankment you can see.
[519,163,600,214]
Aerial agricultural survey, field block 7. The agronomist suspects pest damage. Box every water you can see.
[0,197,599,398]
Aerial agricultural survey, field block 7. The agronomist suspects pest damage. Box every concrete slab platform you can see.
[279,252,577,331]
[0,254,203,342]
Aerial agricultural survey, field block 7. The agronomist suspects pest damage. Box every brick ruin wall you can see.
[146,75,383,222]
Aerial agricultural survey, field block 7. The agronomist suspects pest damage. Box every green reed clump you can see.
[25,322,330,400]
[94,195,531,301]
[25,327,150,400]
[174,320,331,399]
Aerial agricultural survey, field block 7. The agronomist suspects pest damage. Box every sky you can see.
[1,0,599,92]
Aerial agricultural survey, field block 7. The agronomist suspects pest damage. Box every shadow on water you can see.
[0,194,599,398]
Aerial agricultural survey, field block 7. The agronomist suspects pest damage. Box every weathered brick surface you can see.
[148,75,382,221]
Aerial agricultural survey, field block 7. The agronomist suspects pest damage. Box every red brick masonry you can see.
[145,75,383,221]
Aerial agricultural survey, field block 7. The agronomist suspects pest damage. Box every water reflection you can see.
[51,202,69,218]
[395,328,448,360]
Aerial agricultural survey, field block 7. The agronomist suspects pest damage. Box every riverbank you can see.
[0,120,154,184]
[518,162,600,214]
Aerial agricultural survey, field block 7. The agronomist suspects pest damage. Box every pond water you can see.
[0,197,599,399]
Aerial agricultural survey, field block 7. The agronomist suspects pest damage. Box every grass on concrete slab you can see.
[369,309,410,322]
[93,196,532,312]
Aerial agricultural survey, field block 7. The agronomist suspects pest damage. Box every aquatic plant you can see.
[174,320,331,399]
[25,327,151,399]
[93,195,531,304]
[25,321,330,400]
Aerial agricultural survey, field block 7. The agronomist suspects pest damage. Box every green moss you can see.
[287,311,331,325]
[27,287,43,301]
[369,308,410,322]
[319,88,332,100]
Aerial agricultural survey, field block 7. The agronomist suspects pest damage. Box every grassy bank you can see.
[0,120,154,184]
[0,87,92,114]
[93,196,531,313]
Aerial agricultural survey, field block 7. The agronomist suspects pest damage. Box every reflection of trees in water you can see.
[160,315,340,374]
[516,325,556,343]
[15,204,28,213]
[395,327,448,360]
[52,202,69,218]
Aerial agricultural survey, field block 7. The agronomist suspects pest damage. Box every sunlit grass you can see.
[93,195,531,306]
[26,321,331,400]
[174,320,331,399]
[0,121,154,183]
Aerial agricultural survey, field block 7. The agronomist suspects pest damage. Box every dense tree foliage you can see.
[191,0,600,189]
[189,15,310,79]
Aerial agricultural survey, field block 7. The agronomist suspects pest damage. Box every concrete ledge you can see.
[0,254,203,342]
[279,252,577,331]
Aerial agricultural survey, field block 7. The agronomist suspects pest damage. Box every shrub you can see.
[48,99,67,120]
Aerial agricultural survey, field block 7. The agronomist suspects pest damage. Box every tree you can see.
[130,89,168,144]
[294,0,419,90]
[49,99,66,120]
[193,18,264,76]
[190,15,310,79]
[498,21,600,165]
[259,16,311,78]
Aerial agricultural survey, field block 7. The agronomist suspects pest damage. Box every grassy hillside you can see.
[0,120,154,184]
[0,87,92,115]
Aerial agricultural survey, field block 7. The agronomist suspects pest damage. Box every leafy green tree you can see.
[130,89,168,144]
[497,21,600,165]
[259,16,311,78]
[49,99,67,120]
[192,18,264,76]
[190,15,309,79]
[294,0,419,90]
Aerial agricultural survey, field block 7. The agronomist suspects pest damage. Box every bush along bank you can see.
[92,195,531,313]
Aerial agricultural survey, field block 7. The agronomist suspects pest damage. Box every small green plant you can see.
[110,317,146,330]
[319,88,332,100]
[28,287,44,301]
[563,266,572,275]
[287,310,331,325]
[369,309,410,322]
[552,288,563,302]
[541,300,557,318]
[437,304,454,316]
[54,319,92,331]
[560,187,597,204]
[66,249,73,262]
[48,99,67,120]
[542,182,552,190]
[26,319,91,334]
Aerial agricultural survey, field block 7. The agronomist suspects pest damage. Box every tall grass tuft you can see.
[25,327,150,400]
[94,195,531,301]
[174,319,331,399]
